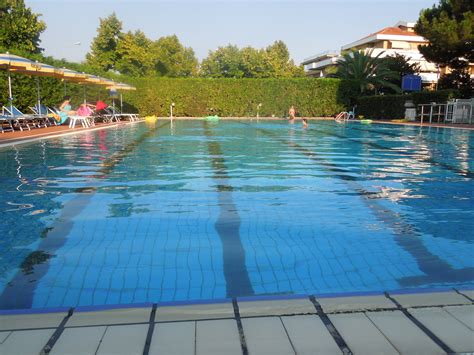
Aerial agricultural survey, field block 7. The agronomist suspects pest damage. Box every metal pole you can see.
[36,77,41,111]
[83,85,86,104]
[120,93,123,114]
[64,81,67,96]
[7,69,13,112]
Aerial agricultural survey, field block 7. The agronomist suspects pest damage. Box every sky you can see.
[28,0,436,65]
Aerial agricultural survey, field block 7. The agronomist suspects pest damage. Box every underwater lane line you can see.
[239,121,474,288]
[317,122,473,179]
[0,121,170,310]
[202,121,254,298]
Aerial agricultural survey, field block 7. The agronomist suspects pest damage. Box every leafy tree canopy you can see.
[415,0,473,68]
[334,50,402,94]
[0,0,46,54]
[201,41,304,78]
[152,35,198,77]
[379,53,421,93]
[86,13,123,72]
[116,30,154,77]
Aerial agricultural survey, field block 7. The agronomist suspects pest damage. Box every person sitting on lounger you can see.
[58,96,76,124]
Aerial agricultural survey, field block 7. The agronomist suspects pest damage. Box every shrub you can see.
[122,77,359,117]
[356,90,460,120]
[356,94,407,120]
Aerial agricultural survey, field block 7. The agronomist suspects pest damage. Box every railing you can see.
[418,100,473,125]
[418,103,446,124]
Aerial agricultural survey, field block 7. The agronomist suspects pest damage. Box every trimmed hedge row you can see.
[122,77,359,117]
[357,90,460,120]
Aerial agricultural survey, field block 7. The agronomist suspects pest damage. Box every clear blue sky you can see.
[29,0,436,65]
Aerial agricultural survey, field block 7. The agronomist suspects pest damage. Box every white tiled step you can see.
[96,324,148,355]
[366,310,445,354]
[329,312,398,355]
[50,326,106,355]
[149,322,195,355]
[196,319,241,355]
[281,315,341,355]
[0,329,54,355]
[242,317,295,355]
[409,307,474,353]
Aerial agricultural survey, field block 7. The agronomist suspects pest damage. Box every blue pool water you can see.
[0,120,473,310]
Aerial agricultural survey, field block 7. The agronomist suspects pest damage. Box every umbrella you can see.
[106,83,136,113]
[60,68,88,96]
[0,53,36,111]
[10,61,65,111]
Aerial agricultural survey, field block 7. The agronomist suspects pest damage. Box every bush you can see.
[411,90,459,106]
[357,90,460,120]
[122,77,359,117]
[356,94,407,120]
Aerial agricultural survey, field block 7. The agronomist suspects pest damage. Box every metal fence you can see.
[418,99,473,124]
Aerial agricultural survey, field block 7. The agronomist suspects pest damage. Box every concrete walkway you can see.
[0,289,472,354]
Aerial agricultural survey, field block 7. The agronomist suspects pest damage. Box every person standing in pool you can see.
[302,118,308,128]
[288,106,296,121]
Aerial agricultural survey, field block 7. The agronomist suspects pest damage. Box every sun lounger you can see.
[29,104,60,126]
[3,105,49,129]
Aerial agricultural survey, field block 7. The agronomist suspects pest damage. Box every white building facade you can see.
[302,21,439,85]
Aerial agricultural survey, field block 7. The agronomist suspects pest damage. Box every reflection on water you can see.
[0,121,472,309]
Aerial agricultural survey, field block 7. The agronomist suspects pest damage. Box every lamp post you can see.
[257,103,262,119]
[170,102,175,119]
[435,64,440,91]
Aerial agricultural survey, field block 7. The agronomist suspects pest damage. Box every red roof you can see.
[363,26,421,40]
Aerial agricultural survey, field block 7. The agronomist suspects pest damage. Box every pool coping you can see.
[1,286,472,316]
[0,120,143,149]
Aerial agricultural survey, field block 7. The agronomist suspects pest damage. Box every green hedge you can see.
[122,77,359,117]
[357,90,460,120]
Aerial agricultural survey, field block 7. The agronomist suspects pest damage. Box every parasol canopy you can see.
[0,53,36,110]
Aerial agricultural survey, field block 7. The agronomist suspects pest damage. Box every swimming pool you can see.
[0,120,473,310]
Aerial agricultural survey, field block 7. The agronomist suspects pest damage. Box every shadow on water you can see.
[203,121,254,298]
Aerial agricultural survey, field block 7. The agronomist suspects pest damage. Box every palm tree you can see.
[334,50,402,94]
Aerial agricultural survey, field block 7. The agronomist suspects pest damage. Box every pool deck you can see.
[0,289,472,354]
[1,117,472,149]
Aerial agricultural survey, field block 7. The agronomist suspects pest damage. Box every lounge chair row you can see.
[0,105,140,133]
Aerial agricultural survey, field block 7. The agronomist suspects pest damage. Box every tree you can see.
[334,50,402,94]
[0,0,46,53]
[201,45,244,78]
[201,41,304,78]
[264,41,302,77]
[415,0,473,95]
[379,53,421,93]
[86,13,123,72]
[151,35,198,77]
[115,30,153,77]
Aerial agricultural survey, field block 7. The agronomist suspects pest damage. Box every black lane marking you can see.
[318,122,473,178]
[309,295,352,355]
[384,292,455,354]
[142,303,158,355]
[0,122,170,310]
[40,307,74,354]
[203,122,254,298]
[233,298,249,355]
[239,121,473,288]
[453,288,474,302]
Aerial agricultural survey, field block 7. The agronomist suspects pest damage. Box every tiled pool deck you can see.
[0,289,472,354]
